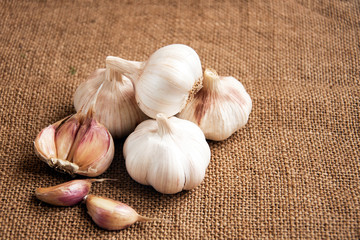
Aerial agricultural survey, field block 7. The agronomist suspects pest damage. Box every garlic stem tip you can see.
[204,68,219,80]
[156,113,166,119]
[156,114,172,136]
[137,215,165,222]
[90,178,118,183]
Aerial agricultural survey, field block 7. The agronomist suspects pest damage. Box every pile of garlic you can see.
[34,44,252,195]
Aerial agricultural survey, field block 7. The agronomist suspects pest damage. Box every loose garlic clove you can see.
[106,44,203,119]
[34,109,114,177]
[85,195,159,230]
[73,66,148,138]
[124,113,210,194]
[35,179,113,206]
[177,68,252,141]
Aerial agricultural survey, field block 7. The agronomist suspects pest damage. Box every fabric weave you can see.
[0,0,359,239]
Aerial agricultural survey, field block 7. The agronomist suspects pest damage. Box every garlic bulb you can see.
[34,109,114,177]
[73,66,148,138]
[124,113,210,194]
[177,68,252,141]
[106,44,203,119]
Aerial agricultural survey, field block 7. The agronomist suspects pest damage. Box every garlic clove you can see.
[180,140,209,190]
[35,179,112,206]
[177,68,252,141]
[34,125,57,160]
[34,111,114,177]
[124,113,210,194]
[106,44,203,119]
[55,115,81,160]
[145,139,186,194]
[71,118,114,176]
[85,195,159,230]
[73,66,148,138]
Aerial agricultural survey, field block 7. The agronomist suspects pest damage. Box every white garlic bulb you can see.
[106,44,203,119]
[124,113,211,194]
[73,67,148,138]
[177,68,252,141]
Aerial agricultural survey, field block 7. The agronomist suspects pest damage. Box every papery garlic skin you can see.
[106,44,203,119]
[124,113,210,194]
[177,68,252,141]
[85,195,156,230]
[34,112,114,177]
[73,67,148,138]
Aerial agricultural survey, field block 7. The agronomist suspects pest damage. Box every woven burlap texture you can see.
[0,0,359,239]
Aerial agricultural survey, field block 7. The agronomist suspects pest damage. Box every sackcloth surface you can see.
[0,0,359,239]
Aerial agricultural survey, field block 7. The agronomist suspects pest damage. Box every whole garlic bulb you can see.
[106,44,203,119]
[124,113,210,194]
[73,67,148,138]
[177,68,252,141]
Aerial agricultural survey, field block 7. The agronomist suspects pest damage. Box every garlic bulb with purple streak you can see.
[177,68,252,141]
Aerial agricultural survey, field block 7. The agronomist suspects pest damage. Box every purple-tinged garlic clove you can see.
[35,179,113,206]
[85,195,161,230]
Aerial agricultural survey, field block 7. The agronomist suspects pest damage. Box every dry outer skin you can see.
[184,75,203,109]
[0,0,359,239]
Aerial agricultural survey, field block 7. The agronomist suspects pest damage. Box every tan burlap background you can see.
[0,0,359,239]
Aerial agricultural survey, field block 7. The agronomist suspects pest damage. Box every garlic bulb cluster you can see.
[32,44,255,232]
[73,66,148,138]
[34,44,252,199]
[124,113,210,194]
[34,109,114,177]
[178,68,252,141]
[106,44,203,119]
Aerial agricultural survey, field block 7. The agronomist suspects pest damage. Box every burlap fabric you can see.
[0,0,359,239]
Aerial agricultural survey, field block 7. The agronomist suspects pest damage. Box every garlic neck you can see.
[106,56,143,84]
[105,67,123,83]
[203,68,221,91]
[156,114,172,137]
[87,82,105,117]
